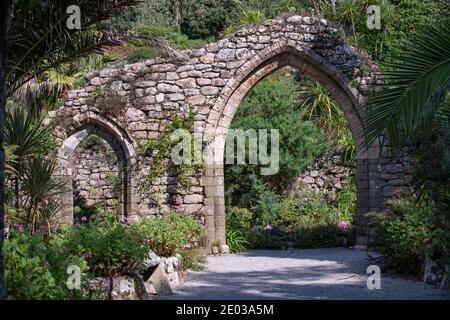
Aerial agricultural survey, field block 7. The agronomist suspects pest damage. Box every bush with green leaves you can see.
[133,24,208,49]
[127,46,160,63]
[367,199,432,277]
[101,0,177,31]
[51,214,150,278]
[225,72,330,207]
[294,225,355,249]
[129,212,206,257]
[226,228,250,253]
[226,207,253,231]
[180,0,237,39]
[4,231,88,300]
[225,207,253,253]
[226,184,356,250]
[247,223,354,250]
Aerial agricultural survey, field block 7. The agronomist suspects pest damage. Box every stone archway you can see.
[47,14,413,248]
[203,44,376,247]
[54,115,136,224]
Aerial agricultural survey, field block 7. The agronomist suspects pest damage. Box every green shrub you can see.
[127,46,161,63]
[276,189,356,231]
[294,225,354,249]
[368,199,432,276]
[73,202,105,224]
[246,223,354,250]
[180,0,237,39]
[178,247,206,271]
[4,232,88,299]
[225,73,330,207]
[133,24,208,49]
[51,221,149,278]
[129,212,206,257]
[255,189,282,226]
[226,207,253,231]
[226,228,249,253]
[247,225,288,249]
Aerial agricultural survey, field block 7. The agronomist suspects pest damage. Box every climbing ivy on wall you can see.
[137,112,204,204]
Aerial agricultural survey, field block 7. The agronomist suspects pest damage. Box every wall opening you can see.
[223,67,357,250]
[72,134,122,218]
[204,47,375,247]
[57,122,135,223]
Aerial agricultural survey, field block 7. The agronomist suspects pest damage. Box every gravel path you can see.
[165,248,450,300]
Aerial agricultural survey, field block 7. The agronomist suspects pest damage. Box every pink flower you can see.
[83,251,92,259]
[264,224,273,231]
[17,224,24,232]
[337,220,351,230]
[80,216,88,222]
[119,216,126,225]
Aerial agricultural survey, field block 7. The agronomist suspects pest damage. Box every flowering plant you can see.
[337,220,351,230]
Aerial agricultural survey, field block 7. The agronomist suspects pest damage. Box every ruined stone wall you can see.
[288,152,353,202]
[47,14,413,246]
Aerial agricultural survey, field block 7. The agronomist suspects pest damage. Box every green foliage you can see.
[21,156,66,234]
[246,226,287,249]
[225,207,253,252]
[52,217,149,278]
[293,225,354,249]
[127,46,161,63]
[276,188,355,231]
[225,182,356,251]
[4,105,55,167]
[77,134,103,149]
[226,228,249,253]
[134,24,209,49]
[364,17,450,151]
[381,0,448,61]
[102,0,177,31]
[4,232,88,299]
[222,9,266,36]
[178,247,206,271]
[247,223,354,250]
[225,73,330,206]
[73,203,106,224]
[7,0,138,96]
[106,173,122,200]
[180,0,237,39]
[368,199,433,276]
[413,124,450,206]
[255,188,282,226]
[226,207,253,231]
[138,113,204,202]
[129,212,206,258]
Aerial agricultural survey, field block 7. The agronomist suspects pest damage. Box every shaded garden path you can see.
[166,248,450,300]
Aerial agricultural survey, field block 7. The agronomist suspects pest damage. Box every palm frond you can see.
[4,104,53,173]
[364,17,450,150]
[7,0,142,95]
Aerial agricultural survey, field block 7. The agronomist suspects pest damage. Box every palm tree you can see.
[21,156,66,235]
[0,0,143,299]
[6,0,142,96]
[297,77,355,161]
[13,67,83,119]
[4,105,53,208]
[364,17,450,151]
[297,77,347,138]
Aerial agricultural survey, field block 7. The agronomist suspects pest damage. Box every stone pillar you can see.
[203,166,218,246]
[58,175,74,225]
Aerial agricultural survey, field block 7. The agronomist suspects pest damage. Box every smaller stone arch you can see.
[55,115,137,224]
